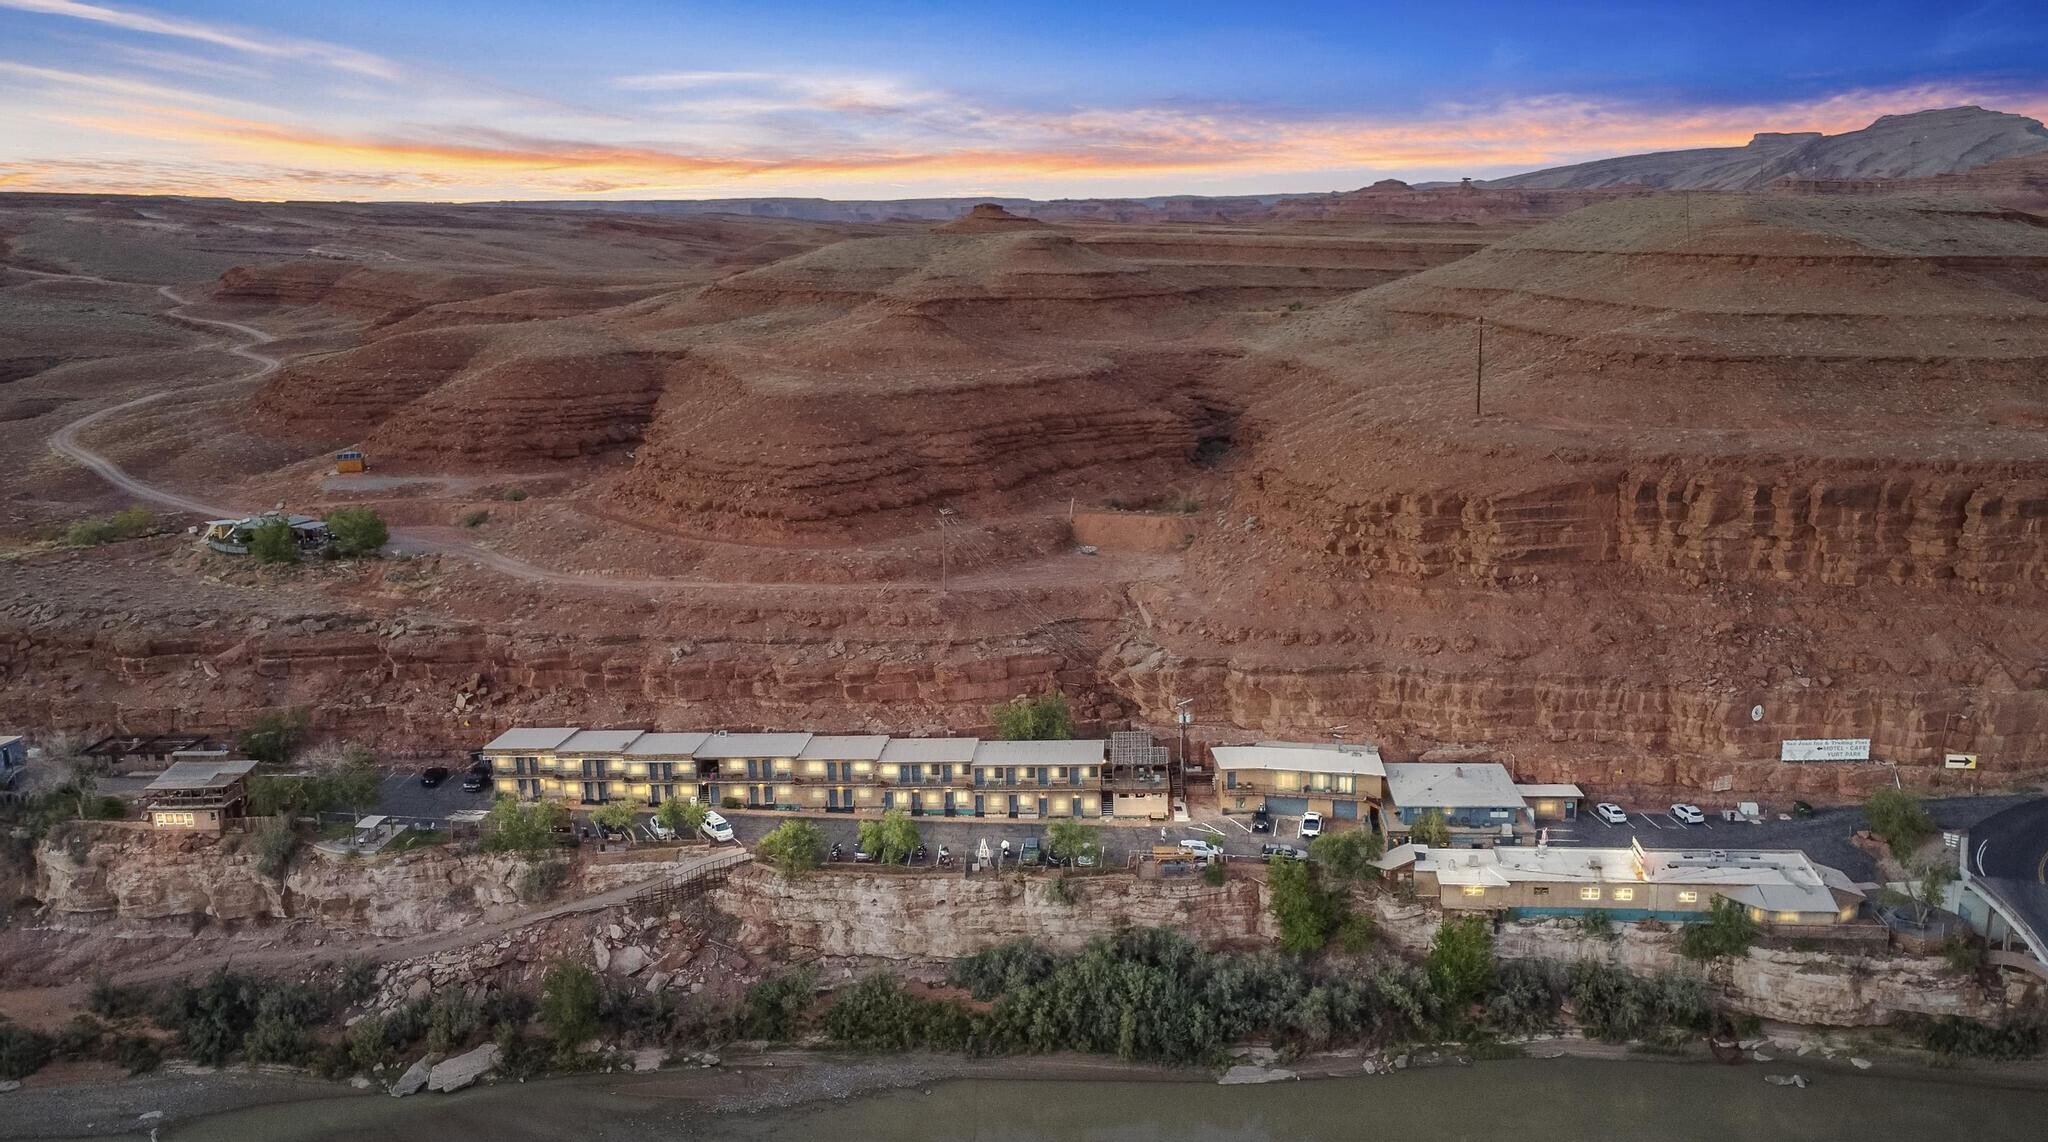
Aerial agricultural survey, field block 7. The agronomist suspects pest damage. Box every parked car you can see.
[700,809,735,843]
[1250,807,1274,834]
[649,817,675,841]
[1593,802,1630,825]
[1669,803,1706,825]
[419,766,450,788]
[1299,812,1323,840]
[1790,800,1817,819]
[1178,838,1224,860]
[1020,836,1043,865]
[1261,843,1307,861]
[460,771,488,792]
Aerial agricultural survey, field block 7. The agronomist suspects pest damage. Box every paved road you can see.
[1558,794,2036,880]
[1963,798,2048,960]
[372,772,494,823]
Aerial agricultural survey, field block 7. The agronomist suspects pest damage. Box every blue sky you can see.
[3,0,2044,200]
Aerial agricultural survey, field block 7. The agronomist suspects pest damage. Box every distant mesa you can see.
[935,203,1048,234]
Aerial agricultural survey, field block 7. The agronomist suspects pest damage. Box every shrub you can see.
[990,692,1074,741]
[0,1025,53,1079]
[87,979,152,1021]
[153,971,333,1067]
[1268,856,1343,954]
[1201,862,1227,887]
[461,510,490,528]
[858,809,919,865]
[1911,1012,2045,1060]
[1568,962,1710,1042]
[1864,788,1934,857]
[484,797,569,859]
[247,519,300,564]
[424,990,482,1055]
[1484,959,1566,1036]
[824,974,976,1052]
[1408,809,1452,848]
[517,859,570,902]
[502,488,528,502]
[1309,830,1383,881]
[721,796,743,810]
[252,816,300,878]
[53,1015,104,1059]
[1043,875,1076,905]
[951,939,1057,1002]
[1678,898,1758,962]
[1426,915,1495,1009]
[1336,912,1377,954]
[539,963,601,1055]
[737,967,817,1042]
[63,506,155,547]
[238,710,308,766]
[109,1034,161,1075]
[1576,909,1617,941]
[756,819,823,874]
[1045,819,1101,865]
[323,507,389,556]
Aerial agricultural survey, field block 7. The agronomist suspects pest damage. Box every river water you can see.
[127,1056,2046,1142]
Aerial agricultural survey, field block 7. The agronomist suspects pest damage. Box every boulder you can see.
[389,1055,436,1097]
[1218,1065,1298,1085]
[427,1043,501,1093]
[633,1046,665,1072]
[612,946,649,976]
[591,938,611,972]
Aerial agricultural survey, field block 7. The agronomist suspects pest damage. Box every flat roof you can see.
[145,758,259,791]
[800,735,892,761]
[1213,744,1386,778]
[624,732,712,757]
[972,740,1106,766]
[1384,763,1525,809]
[1515,783,1585,799]
[877,737,979,763]
[1417,845,1861,914]
[694,732,813,758]
[481,727,580,753]
[556,729,647,754]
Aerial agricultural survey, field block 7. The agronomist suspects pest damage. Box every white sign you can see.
[1779,738,1871,763]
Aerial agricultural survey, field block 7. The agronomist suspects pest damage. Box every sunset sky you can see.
[3,0,2045,202]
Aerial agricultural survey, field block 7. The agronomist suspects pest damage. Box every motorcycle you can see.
[936,845,952,868]
[911,843,929,864]
[829,842,843,863]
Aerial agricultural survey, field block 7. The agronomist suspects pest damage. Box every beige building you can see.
[142,758,257,831]
[480,726,1111,818]
[1212,742,1385,825]
[1392,840,1865,926]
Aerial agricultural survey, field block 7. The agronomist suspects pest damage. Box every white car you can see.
[700,809,735,843]
[1668,803,1706,825]
[1299,812,1323,840]
[1593,803,1630,825]
[649,817,676,841]
[1178,838,1224,860]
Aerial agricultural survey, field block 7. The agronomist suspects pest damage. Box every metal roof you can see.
[1417,845,1860,915]
[145,758,259,790]
[1384,763,1525,809]
[556,729,648,754]
[876,737,979,763]
[971,740,1107,766]
[693,732,813,758]
[623,732,712,757]
[1515,783,1585,799]
[800,735,892,761]
[1213,744,1386,778]
[480,727,581,753]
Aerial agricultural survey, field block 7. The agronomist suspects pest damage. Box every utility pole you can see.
[1474,317,1485,417]
[1174,698,1194,791]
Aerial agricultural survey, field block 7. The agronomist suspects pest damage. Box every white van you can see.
[700,810,735,843]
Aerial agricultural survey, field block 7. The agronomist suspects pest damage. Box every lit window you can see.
[1612,888,1635,902]
[1462,885,1487,897]
[1775,911,1801,924]
[1579,886,1602,901]
[1677,890,1699,904]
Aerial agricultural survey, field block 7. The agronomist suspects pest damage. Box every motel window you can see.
[1532,886,1549,898]
[1579,886,1602,901]
[1461,885,1486,897]
[1677,890,1698,904]
[1775,911,1800,924]
[1612,888,1635,902]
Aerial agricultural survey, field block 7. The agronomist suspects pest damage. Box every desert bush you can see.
[989,692,1074,741]
[539,962,601,1055]
[323,507,389,556]
[720,795,743,810]
[502,488,528,502]
[825,974,975,1052]
[599,985,677,1048]
[1268,856,1343,954]
[517,859,570,902]
[737,967,817,1042]
[484,797,569,859]
[52,1015,104,1059]
[87,978,153,1021]
[0,1025,53,1079]
[1201,862,1227,887]
[109,1033,161,1075]
[247,519,300,564]
[1336,912,1377,954]
[64,506,155,547]
[1484,959,1567,1036]
[424,990,483,1055]
[461,510,490,528]
[1910,1011,2045,1060]
[1568,962,1710,1042]
[238,709,308,766]
[252,816,301,878]
[1678,898,1757,962]
[1426,915,1495,1010]
[1309,830,1383,881]
[1864,788,1934,857]
[1043,874,1076,905]
[756,819,824,874]
[1576,909,1617,941]
[951,939,1058,1002]
[151,971,335,1067]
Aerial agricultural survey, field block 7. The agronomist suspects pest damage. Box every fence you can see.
[623,850,751,916]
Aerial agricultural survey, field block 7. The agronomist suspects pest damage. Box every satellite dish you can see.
[1750,705,1764,723]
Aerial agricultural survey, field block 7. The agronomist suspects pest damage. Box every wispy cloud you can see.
[0,0,398,77]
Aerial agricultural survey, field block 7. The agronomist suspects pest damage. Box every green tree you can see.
[1885,855,1958,927]
[1309,830,1384,881]
[238,709,307,766]
[1678,897,1759,962]
[591,802,636,833]
[991,692,1075,741]
[1045,819,1102,865]
[323,507,389,556]
[859,808,920,864]
[656,797,708,837]
[328,745,382,818]
[247,519,300,564]
[1426,914,1495,1009]
[1268,855,1343,954]
[483,797,568,858]
[757,819,824,874]
[538,962,600,1055]
[1864,788,1934,858]
[1408,809,1452,848]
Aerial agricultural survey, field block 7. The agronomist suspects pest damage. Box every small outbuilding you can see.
[142,759,258,831]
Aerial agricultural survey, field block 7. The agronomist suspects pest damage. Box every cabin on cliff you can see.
[142,758,257,832]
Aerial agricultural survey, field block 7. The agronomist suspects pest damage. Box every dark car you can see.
[460,770,489,792]
[1250,807,1274,834]
[1261,842,1307,861]
[1020,836,1043,866]
[1790,800,1817,819]
[419,766,450,788]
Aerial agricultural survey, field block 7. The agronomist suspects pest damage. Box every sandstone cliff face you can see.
[34,825,528,935]
[715,865,1276,960]
[1370,897,1997,1027]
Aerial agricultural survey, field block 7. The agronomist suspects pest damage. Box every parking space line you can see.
[1666,815,1687,828]
[1639,813,1663,829]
